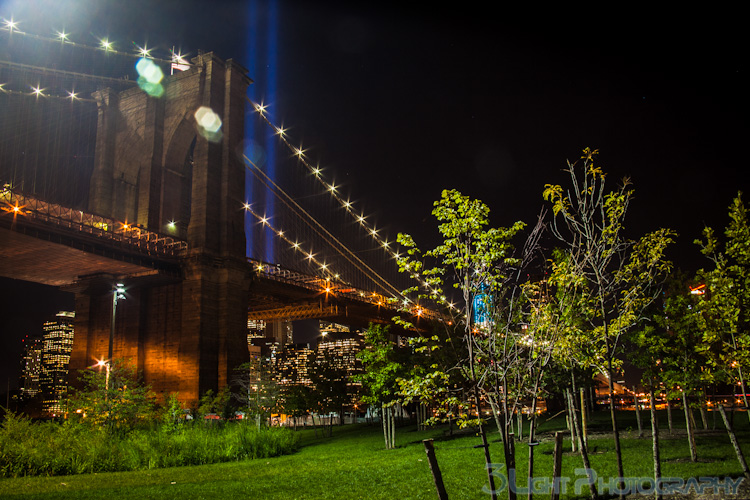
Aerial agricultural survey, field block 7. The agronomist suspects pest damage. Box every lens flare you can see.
[135,58,164,97]
[194,106,223,142]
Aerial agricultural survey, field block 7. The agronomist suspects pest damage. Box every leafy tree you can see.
[197,387,233,421]
[633,271,710,475]
[232,357,280,429]
[68,359,156,434]
[308,349,351,437]
[279,384,311,430]
[355,324,409,449]
[543,148,675,490]
[396,189,530,499]
[696,192,750,421]
[161,392,185,433]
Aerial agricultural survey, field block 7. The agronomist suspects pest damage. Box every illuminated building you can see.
[19,336,44,400]
[276,344,315,386]
[40,311,75,416]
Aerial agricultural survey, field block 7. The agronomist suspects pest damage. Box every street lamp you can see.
[109,283,125,362]
[97,359,111,391]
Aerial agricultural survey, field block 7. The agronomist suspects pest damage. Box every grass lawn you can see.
[0,409,747,499]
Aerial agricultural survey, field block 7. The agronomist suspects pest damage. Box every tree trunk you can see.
[527,397,538,500]
[666,397,673,434]
[551,431,564,500]
[507,432,517,500]
[649,391,662,500]
[634,393,643,438]
[681,391,697,462]
[488,397,504,438]
[382,405,389,449]
[718,404,750,480]
[699,400,709,431]
[580,388,588,449]
[390,406,396,449]
[567,389,598,500]
[606,363,626,494]
[566,391,577,453]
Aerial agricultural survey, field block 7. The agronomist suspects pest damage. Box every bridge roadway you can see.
[0,188,429,327]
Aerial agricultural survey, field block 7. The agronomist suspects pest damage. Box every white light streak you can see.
[3,18,18,33]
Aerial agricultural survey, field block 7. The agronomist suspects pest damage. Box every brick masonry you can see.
[68,54,252,407]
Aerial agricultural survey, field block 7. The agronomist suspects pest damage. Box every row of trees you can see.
[64,346,358,436]
[355,149,749,499]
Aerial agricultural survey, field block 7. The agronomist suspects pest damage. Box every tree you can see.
[197,386,233,421]
[396,189,530,499]
[355,324,409,449]
[543,148,675,492]
[308,349,352,437]
[696,192,750,422]
[232,356,280,429]
[68,359,156,434]
[632,272,711,500]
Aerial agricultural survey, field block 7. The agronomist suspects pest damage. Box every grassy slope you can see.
[0,410,747,499]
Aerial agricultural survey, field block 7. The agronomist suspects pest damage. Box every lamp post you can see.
[108,283,126,362]
[97,359,111,392]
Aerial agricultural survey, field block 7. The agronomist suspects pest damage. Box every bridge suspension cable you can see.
[243,154,404,300]
[246,96,404,264]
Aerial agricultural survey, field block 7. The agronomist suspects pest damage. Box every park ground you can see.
[0,409,747,499]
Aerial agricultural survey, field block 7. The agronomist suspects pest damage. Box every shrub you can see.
[0,411,299,478]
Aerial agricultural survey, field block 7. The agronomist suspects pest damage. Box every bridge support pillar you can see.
[69,53,251,408]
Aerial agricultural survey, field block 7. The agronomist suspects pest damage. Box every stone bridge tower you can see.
[68,53,251,406]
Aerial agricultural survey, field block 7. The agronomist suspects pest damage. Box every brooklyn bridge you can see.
[0,30,435,406]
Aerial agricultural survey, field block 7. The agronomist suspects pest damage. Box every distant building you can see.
[40,311,75,416]
[19,336,44,400]
[317,331,364,402]
[276,344,315,386]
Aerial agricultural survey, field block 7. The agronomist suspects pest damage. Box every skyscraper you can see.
[19,336,44,400]
[40,311,75,416]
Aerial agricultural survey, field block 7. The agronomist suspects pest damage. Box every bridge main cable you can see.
[243,154,405,300]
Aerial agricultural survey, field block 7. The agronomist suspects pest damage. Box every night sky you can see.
[0,1,747,390]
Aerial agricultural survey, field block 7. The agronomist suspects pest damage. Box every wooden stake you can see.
[551,431,564,500]
[423,439,449,500]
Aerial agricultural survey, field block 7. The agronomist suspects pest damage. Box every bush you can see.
[0,412,299,478]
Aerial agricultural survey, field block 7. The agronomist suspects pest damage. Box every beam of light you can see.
[67,90,77,100]
[3,18,18,33]
[136,44,152,58]
[56,30,68,42]
[100,38,113,51]
[31,85,44,97]
[171,48,188,65]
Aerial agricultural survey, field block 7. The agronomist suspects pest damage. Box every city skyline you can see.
[1,2,748,393]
